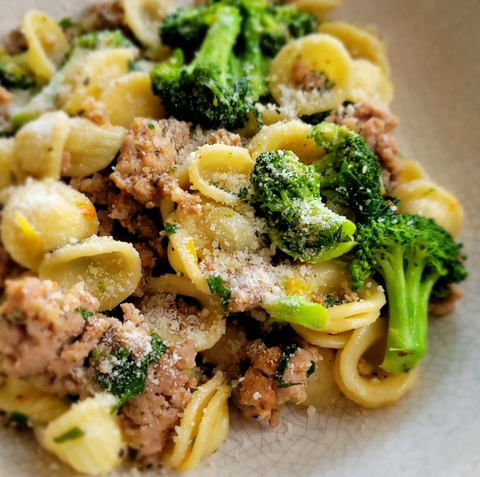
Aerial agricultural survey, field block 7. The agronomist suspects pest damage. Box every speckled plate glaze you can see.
[1,1,480,476]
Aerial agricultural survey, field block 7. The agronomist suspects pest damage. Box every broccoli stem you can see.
[379,247,439,373]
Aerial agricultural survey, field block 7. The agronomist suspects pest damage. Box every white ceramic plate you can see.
[1,1,480,476]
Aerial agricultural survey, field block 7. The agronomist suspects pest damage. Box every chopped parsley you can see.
[207,275,231,312]
[9,412,28,426]
[95,332,166,413]
[275,344,303,388]
[306,361,316,378]
[148,122,155,130]
[58,17,76,29]
[75,307,94,321]
[54,426,85,443]
[324,295,342,308]
[164,222,179,236]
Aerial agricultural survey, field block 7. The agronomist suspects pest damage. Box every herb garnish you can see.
[207,275,231,311]
[54,426,85,443]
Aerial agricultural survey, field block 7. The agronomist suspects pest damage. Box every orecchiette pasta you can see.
[189,144,254,208]
[333,319,419,407]
[38,235,142,311]
[397,159,430,185]
[123,0,174,59]
[22,11,68,82]
[99,72,166,128]
[39,394,126,476]
[13,111,71,181]
[293,328,353,349]
[391,179,464,238]
[291,0,342,19]
[140,274,226,352]
[62,48,137,115]
[0,377,69,424]
[248,119,324,164]
[0,138,15,193]
[62,118,126,177]
[269,34,353,116]
[319,21,390,74]
[1,179,99,270]
[163,373,230,471]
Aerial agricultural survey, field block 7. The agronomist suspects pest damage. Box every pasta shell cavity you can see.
[13,111,71,181]
[141,274,226,351]
[62,118,126,177]
[38,236,142,311]
[22,11,68,82]
[333,319,419,407]
[39,394,126,476]
[1,179,99,270]
[248,119,323,164]
[269,34,353,116]
[163,373,231,471]
[189,144,254,208]
[0,377,69,424]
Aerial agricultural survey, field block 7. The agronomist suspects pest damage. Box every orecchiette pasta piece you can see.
[248,119,323,164]
[347,59,393,105]
[0,138,16,193]
[319,21,390,74]
[141,274,226,352]
[1,179,99,270]
[189,144,254,208]
[38,394,126,476]
[293,328,353,349]
[62,48,137,115]
[0,377,69,424]
[38,236,141,311]
[22,11,68,82]
[269,34,353,116]
[100,72,166,128]
[303,347,341,408]
[291,0,341,19]
[13,111,71,181]
[397,159,429,185]
[391,179,464,238]
[62,118,126,177]
[123,0,175,59]
[333,319,419,407]
[163,373,230,471]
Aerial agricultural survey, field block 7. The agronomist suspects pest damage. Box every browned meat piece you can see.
[81,97,109,126]
[232,340,319,427]
[292,59,328,90]
[429,285,464,316]
[5,28,28,55]
[207,129,242,146]
[328,101,403,190]
[108,190,144,230]
[120,339,196,468]
[111,118,190,208]
[81,0,125,31]
[158,174,201,215]
[97,210,115,237]
[70,173,115,206]
[0,87,12,105]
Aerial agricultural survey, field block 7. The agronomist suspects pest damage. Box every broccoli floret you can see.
[310,121,394,222]
[0,53,36,90]
[350,213,467,373]
[67,30,133,58]
[250,150,356,262]
[151,5,251,130]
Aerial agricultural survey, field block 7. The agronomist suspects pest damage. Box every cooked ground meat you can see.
[111,118,190,208]
[207,129,242,146]
[81,97,109,126]
[97,209,115,236]
[158,174,201,215]
[70,172,115,206]
[328,101,403,190]
[232,339,319,427]
[293,59,328,90]
[81,0,125,31]
[120,339,196,468]
[5,28,28,55]
[429,285,464,316]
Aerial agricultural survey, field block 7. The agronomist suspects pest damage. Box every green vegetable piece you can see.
[275,343,301,388]
[53,426,85,443]
[0,53,36,90]
[75,307,94,321]
[324,295,342,308]
[207,275,231,311]
[264,296,329,330]
[164,222,179,236]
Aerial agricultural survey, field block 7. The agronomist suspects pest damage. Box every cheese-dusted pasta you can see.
[391,179,464,238]
[0,0,467,474]
[39,394,126,476]
[13,111,70,181]
[269,34,353,115]
[62,118,126,177]
[38,235,142,311]
[100,72,166,128]
[0,377,69,424]
[22,11,68,82]
[1,179,99,270]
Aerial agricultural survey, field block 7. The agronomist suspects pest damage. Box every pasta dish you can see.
[0,0,467,474]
